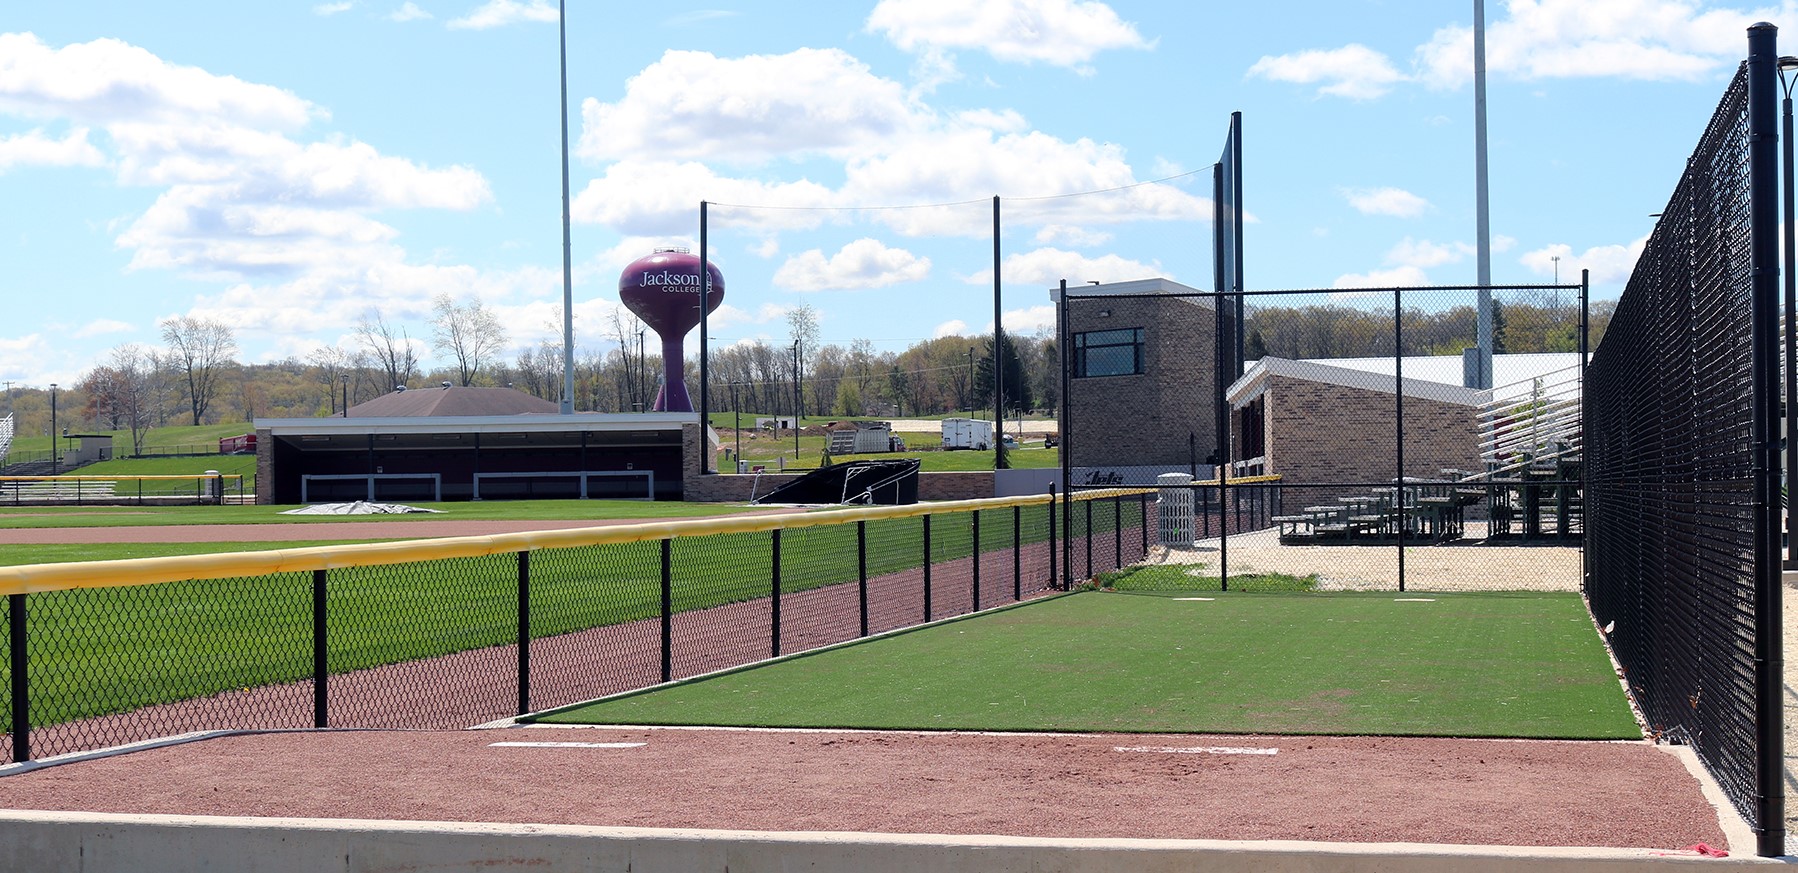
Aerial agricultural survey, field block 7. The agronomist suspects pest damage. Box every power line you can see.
[707,165,1212,213]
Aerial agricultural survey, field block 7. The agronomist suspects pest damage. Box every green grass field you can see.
[0,498,753,530]
[529,590,1638,740]
[2,500,1126,729]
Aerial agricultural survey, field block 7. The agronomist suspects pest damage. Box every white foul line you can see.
[489,741,647,749]
[1113,745,1278,756]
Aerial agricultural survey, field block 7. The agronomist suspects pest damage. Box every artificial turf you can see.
[529,590,1640,740]
[1,502,1124,729]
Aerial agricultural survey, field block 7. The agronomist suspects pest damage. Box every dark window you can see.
[1074,328,1144,378]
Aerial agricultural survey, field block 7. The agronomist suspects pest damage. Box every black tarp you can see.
[752,459,921,505]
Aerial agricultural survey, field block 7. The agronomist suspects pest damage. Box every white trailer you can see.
[940,418,993,451]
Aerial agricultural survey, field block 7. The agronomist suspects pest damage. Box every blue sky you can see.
[3,0,1792,390]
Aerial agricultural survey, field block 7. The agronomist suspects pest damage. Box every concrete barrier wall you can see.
[0,811,1764,873]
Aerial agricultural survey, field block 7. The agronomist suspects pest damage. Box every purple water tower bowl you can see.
[618,248,725,413]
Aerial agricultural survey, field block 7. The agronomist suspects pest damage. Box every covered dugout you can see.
[254,387,710,504]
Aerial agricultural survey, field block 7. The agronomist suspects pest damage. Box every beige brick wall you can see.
[1065,296,1219,467]
[1261,376,1480,508]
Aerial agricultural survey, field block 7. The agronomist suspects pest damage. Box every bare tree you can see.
[355,313,420,393]
[430,294,508,387]
[87,345,155,455]
[159,316,238,425]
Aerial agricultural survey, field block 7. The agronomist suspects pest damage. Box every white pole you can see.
[1473,0,1493,389]
[557,0,576,414]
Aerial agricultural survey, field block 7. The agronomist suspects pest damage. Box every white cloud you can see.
[845,128,1208,237]
[1521,236,1647,285]
[866,0,1152,69]
[447,0,557,29]
[0,127,104,172]
[774,240,931,291]
[933,319,968,338]
[390,3,433,22]
[572,47,1201,238]
[0,33,318,129]
[1342,186,1431,218]
[1000,304,1057,333]
[1246,44,1408,99]
[578,49,929,165]
[1331,265,1431,293]
[570,160,836,236]
[1413,0,1779,88]
[314,2,354,15]
[980,246,1163,286]
[1386,237,1472,268]
[74,319,133,338]
[0,33,509,340]
[1034,224,1113,247]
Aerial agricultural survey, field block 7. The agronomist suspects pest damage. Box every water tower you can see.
[618,248,724,412]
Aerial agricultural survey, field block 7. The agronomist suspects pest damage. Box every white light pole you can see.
[1473,0,1494,389]
[556,0,575,414]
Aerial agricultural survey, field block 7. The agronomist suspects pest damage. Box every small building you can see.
[1051,278,1222,476]
[254,386,713,504]
[1225,357,1486,506]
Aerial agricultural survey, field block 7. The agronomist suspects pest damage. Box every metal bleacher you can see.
[1274,365,1583,545]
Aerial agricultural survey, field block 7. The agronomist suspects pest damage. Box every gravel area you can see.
[1142,524,1582,592]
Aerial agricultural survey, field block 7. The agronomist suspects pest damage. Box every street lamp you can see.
[637,329,646,412]
[341,373,351,418]
[48,383,57,475]
[1780,55,1798,566]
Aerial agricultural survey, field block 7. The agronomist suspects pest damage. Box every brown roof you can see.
[346,386,560,418]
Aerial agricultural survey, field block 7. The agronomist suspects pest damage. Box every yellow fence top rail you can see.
[0,475,245,483]
[0,489,1157,596]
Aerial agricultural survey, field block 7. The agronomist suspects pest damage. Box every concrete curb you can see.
[0,810,1773,873]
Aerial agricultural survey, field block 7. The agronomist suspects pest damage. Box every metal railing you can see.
[0,474,245,506]
[0,488,1151,763]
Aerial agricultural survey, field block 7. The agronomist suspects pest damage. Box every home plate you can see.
[1114,745,1278,756]
[489,741,646,749]
[1173,597,1215,601]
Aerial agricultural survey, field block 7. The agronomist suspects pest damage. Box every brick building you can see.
[1226,357,1485,506]
[1052,278,1223,478]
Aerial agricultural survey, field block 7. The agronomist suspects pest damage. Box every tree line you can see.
[4,297,1607,449]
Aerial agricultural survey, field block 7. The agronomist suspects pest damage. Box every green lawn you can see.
[4,500,1131,729]
[0,541,392,566]
[0,498,756,530]
[529,590,1639,740]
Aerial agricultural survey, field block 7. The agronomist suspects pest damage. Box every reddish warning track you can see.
[0,728,1727,849]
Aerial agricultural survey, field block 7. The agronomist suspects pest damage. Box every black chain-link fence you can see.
[1584,39,1784,853]
[1056,278,1589,597]
[0,492,1137,763]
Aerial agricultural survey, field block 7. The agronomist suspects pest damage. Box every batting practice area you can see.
[0,24,1795,873]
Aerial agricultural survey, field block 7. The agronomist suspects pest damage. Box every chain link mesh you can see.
[1585,64,1762,826]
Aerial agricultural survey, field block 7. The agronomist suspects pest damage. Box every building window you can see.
[1074,328,1144,378]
